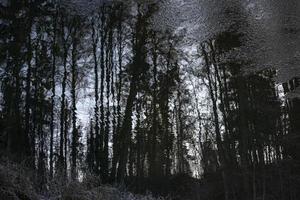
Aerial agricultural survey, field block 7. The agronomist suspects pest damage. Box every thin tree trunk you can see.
[60,16,68,176]
[111,7,123,180]
[103,27,112,182]
[149,37,158,178]
[71,26,78,180]
[50,12,57,178]
[92,18,99,173]
[98,8,106,175]
[25,18,33,166]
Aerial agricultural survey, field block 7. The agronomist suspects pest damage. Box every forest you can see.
[0,0,300,200]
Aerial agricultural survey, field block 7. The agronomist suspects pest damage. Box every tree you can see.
[116,3,156,183]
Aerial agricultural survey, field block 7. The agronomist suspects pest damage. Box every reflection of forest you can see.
[0,1,300,200]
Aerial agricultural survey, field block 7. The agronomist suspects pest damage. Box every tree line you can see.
[0,0,186,187]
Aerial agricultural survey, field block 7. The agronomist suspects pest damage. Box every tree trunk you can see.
[202,44,230,200]
[111,7,123,180]
[116,79,138,183]
[50,12,57,178]
[92,18,99,174]
[71,26,78,180]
